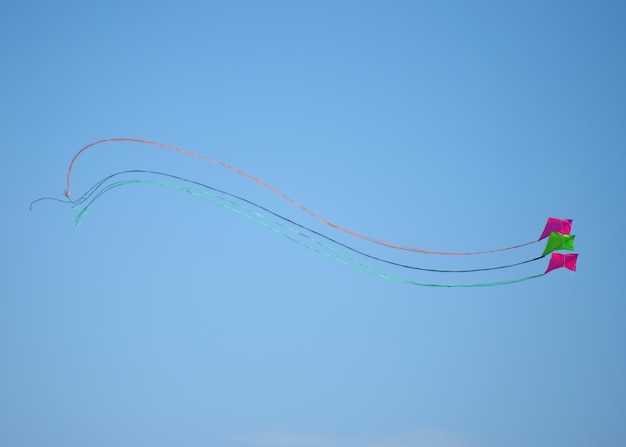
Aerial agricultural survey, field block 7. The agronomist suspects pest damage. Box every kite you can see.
[539,217,573,240]
[545,253,578,274]
[542,232,574,256]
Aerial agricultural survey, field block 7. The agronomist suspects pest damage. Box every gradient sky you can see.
[2,1,625,447]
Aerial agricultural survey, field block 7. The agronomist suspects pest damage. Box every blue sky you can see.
[2,1,625,446]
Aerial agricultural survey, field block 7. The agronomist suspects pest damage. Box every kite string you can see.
[66,138,539,255]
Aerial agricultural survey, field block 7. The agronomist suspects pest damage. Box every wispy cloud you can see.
[226,427,474,447]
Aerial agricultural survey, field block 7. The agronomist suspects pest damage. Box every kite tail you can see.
[66,138,539,255]
[71,178,557,288]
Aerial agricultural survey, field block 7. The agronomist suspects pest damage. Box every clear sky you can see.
[2,1,625,446]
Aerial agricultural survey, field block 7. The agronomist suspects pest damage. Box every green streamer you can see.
[74,180,546,288]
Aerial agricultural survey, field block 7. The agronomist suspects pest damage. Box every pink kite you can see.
[539,217,573,240]
[545,253,578,274]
